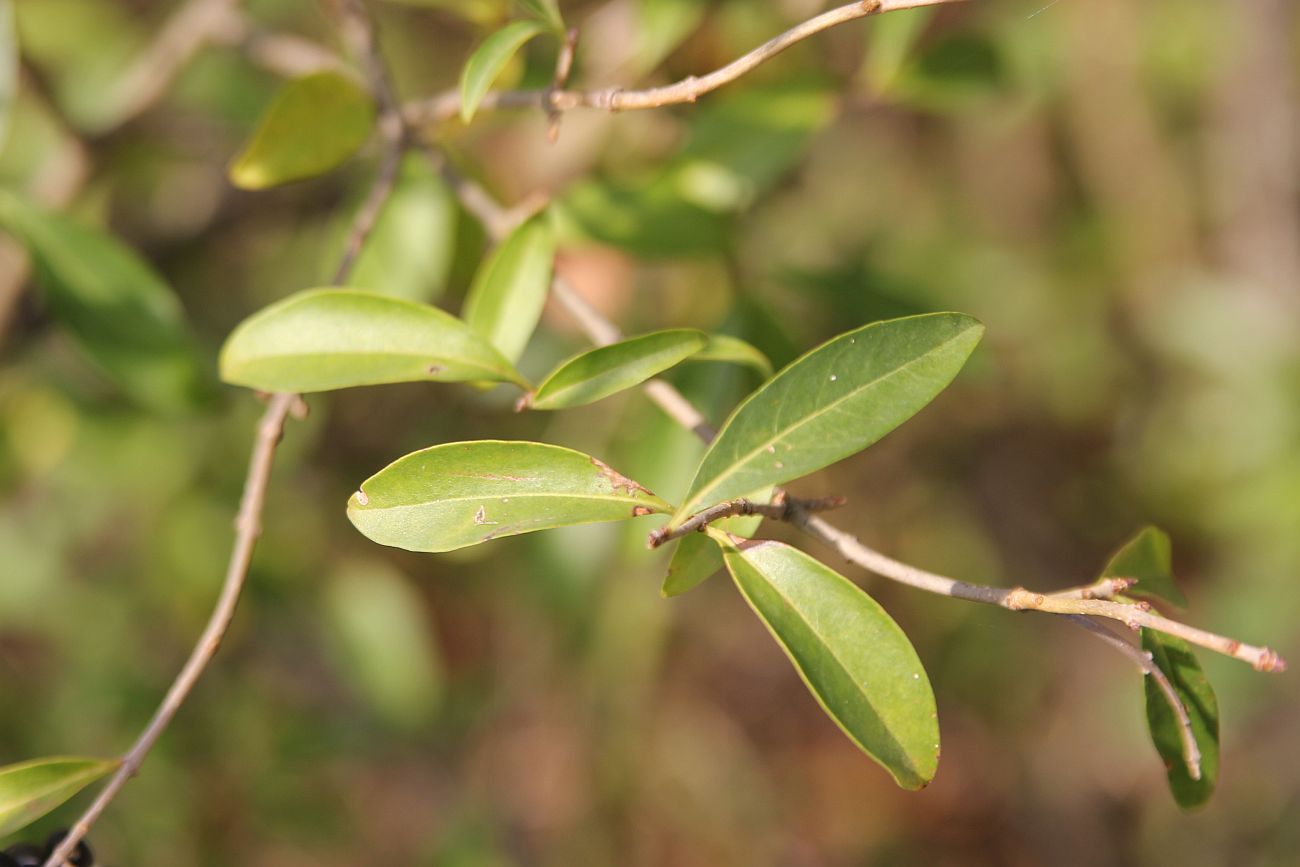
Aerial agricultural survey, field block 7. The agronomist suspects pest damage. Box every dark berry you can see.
[42,831,93,867]
[3,843,42,867]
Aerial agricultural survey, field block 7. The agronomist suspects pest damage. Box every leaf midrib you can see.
[354,490,669,512]
[683,325,974,514]
[534,335,704,403]
[227,347,513,378]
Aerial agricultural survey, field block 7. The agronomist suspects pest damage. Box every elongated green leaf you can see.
[345,155,456,303]
[462,216,555,363]
[688,334,772,377]
[219,289,525,392]
[631,0,705,77]
[517,0,563,31]
[662,484,774,597]
[528,329,707,410]
[229,71,375,189]
[663,532,721,598]
[459,20,548,123]
[0,756,119,837]
[0,191,206,410]
[1104,526,1185,607]
[672,314,982,524]
[720,537,939,789]
[348,440,672,552]
[863,6,937,93]
[1142,629,1219,809]
[325,560,443,729]
[553,176,730,258]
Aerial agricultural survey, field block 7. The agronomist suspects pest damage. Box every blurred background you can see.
[1,0,1297,864]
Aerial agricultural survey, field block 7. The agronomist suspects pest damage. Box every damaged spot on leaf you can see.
[591,456,654,497]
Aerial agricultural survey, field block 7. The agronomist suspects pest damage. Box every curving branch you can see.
[41,392,301,867]
[42,3,410,864]
[545,279,1287,675]
[1066,614,1202,780]
[404,0,968,126]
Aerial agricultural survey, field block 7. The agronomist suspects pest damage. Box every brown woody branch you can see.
[41,2,412,864]
[41,393,303,867]
[545,277,1286,675]
[404,0,967,127]
[647,494,847,549]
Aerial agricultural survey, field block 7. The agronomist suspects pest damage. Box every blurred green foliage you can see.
[1,0,1298,865]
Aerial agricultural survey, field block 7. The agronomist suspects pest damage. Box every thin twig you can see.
[330,115,403,284]
[331,0,409,288]
[41,393,301,867]
[43,2,410,863]
[532,228,1289,675]
[647,494,847,548]
[1048,576,1138,600]
[1065,614,1202,780]
[405,0,967,126]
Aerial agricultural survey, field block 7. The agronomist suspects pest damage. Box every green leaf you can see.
[517,0,563,31]
[719,537,939,789]
[688,334,772,377]
[348,440,671,552]
[528,329,708,410]
[1142,629,1219,809]
[0,756,119,837]
[676,83,836,203]
[325,559,443,729]
[630,0,705,77]
[459,20,548,123]
[663,532,721,598]
[219,289,525,393]
[1103,526,1186,608]
[344,155,456,303]
[0,191,206,411]
[229,71,375,189]
[673,313,983,524]
[863,6,937,93]
[462,216,555,363]
[891,33,1008,113]
[552,175,730,258]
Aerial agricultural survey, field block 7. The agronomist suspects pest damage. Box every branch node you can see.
[1255,648,1287,673]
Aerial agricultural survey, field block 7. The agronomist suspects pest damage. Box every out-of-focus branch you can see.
[101,0,245,129]
[405,0,966,126]
[0,0,248,346]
